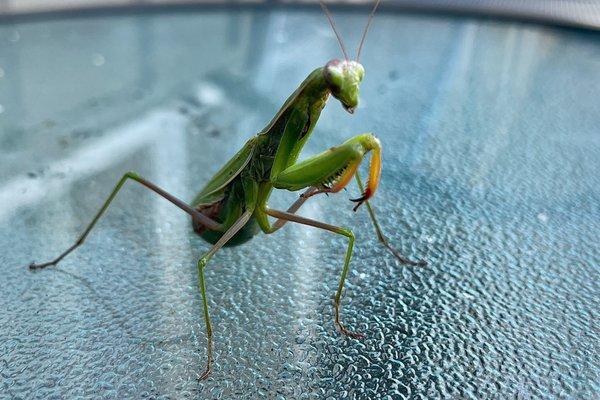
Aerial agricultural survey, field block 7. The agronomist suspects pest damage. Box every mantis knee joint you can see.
[197,256,210,271]
[124,171,140,180]
[337,228,355,240]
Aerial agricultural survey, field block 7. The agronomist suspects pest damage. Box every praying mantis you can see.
[28,0,426,379]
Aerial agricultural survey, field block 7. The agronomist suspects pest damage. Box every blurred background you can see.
[1,0,600,30]
[1,1,599,399]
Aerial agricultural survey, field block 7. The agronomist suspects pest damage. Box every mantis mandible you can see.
[28,0,426,379]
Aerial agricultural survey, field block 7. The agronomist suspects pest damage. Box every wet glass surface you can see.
[1,9,599,399]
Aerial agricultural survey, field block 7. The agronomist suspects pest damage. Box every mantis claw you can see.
[349,193,368,211]
[349,197,366,212]
[349,193,368,203]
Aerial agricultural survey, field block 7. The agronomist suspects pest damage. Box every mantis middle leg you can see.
[278,177,425,266]
[267,186,318,232]
[271,132,425,265]
[261,207,362,339]
[355,171,426,266]
[196,209,253,380]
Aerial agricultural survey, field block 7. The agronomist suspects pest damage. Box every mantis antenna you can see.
[319,0,349,61]
[356,0,381,62]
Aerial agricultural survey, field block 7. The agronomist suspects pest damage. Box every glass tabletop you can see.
[0,8,598,399]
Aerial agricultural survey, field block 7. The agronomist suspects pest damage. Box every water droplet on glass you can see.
[9,30,20,42]
[92,53,106,67]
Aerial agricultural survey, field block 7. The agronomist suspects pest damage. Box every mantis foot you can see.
[334,301,365,340]
[29,246,74,270]
[379,235,427,267]
[197,334,213,381]
[336,321,365,340]
[29,260,58,270]
[197,364,211,381]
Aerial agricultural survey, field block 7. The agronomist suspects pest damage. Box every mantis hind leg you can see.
[196,209,253,380]
[29,171,223,270]
[355,171,426,267]
[263,208,363,339]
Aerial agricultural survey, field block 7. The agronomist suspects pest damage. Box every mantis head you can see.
[324,59,365,114]
[319,0,380,113]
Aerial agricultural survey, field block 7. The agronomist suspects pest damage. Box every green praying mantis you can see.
[28,0,426,379]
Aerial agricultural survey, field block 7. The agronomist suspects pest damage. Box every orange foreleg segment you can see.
[349,135,381,210]
[272,133,383,210]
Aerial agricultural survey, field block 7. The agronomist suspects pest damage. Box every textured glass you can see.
[1,10,599,399]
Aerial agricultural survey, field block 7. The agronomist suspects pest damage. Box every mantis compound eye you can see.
[324,59,344,94]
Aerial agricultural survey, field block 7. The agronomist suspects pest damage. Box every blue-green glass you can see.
[0,9,598,399]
